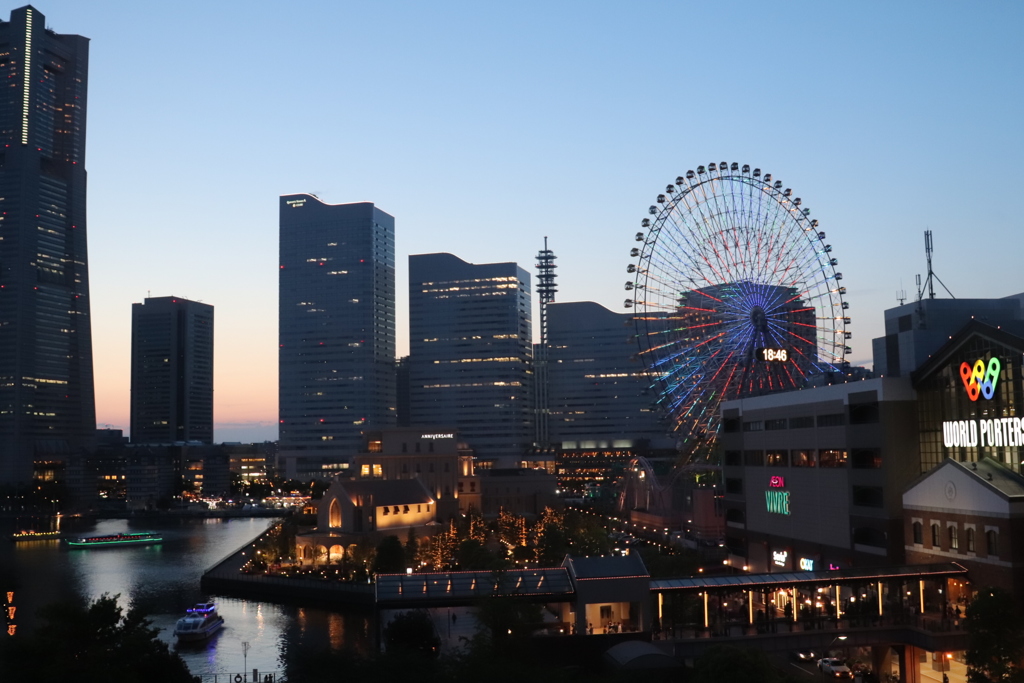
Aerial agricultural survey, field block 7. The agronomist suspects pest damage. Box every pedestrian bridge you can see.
[375,567,575,608]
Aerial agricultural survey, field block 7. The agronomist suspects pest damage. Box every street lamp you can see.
[820,635,848,683]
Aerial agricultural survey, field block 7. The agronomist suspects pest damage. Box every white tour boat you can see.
[173,602,225,642]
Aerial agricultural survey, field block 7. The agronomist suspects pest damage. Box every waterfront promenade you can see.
[201,524,374,606]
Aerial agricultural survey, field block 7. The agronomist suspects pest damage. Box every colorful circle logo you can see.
[960,357,1001,401]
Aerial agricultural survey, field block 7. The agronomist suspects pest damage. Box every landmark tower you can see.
[0,6,95,483]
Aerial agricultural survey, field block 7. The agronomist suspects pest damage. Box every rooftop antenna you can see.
[916,230,955,301]
[533,237,557,447]
[897,279,906,306]
[535,236,558,344]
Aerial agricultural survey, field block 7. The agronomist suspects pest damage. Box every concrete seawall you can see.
[200,522,375,607]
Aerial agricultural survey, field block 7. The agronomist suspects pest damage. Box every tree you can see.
[405,527,420,567]
[384,610,441,658]
[0,594,194,683]
[373,535,407,574]
[474,593,545,645]
[564,511,611,556]
[693,644,785,683]
[967,587,1024,683]
[535,521,568,566]
[429,524,458,569]
[456,538,505,570]
[498,508,528,547]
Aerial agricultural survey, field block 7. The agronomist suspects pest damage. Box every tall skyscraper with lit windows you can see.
[279,194,396,480]
[0,6,95,484]
[408,253,533,466]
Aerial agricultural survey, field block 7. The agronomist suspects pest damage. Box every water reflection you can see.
[1,516,373,676]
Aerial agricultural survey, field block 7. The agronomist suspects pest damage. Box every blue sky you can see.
[26,1,1024,441]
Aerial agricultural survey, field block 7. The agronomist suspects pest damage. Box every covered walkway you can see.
[375,567,575,608]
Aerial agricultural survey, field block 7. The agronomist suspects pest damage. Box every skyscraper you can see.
[408,253,533,465]
[0,6,94,484]
[130,296,214,444]
[546,301,668,447]
[279,194,396,480]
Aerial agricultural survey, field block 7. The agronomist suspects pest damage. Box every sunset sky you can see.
[27,1,1024,442]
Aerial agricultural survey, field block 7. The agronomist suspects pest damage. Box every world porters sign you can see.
[943,418,1024,448]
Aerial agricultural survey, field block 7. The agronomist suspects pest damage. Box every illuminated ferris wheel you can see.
[625,162,850,453]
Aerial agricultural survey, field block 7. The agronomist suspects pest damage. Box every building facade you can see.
[546,301,668,449]
[130,296,213,444]
[353,428,479,517]
[871,296,1023,379]
[911,320,1024,474]
[0,6,95,484]
[478,466,559,518]
[278,194,396,480]
[295,477,437,562]
[903,457,1024,607]
[720,377,920,572]
[720,296,1024,575]
[408,253,533,466]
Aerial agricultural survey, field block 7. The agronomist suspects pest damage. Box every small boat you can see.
[65,531,162,548]
[174,603,225,642]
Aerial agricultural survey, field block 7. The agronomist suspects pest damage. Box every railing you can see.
[657,611,967,641]
[191,672,287,683]
[218,570,374,596]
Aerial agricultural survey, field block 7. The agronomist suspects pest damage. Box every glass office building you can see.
[130,296,214,445]
[278,194,396,479]
[408,253,532,466]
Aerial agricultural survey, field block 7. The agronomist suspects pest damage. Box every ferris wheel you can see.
[624,162,850,453]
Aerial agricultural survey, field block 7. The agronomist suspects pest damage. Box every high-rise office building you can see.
[130,296,214,444]
[546,301,668,448]
[279,194,396,480]
[0,7,95,484]
[408,253,533,465]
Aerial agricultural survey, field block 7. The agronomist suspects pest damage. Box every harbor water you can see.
[0,516,374,677]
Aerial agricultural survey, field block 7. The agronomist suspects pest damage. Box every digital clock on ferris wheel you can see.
[755,348,789,362]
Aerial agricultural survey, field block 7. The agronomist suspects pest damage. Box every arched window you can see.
[912,522,923,545]
[931,523,940,547]
[966,528,975,552]
[329,498,342,528]
[987,530,999,556]
[948,525,958,550]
